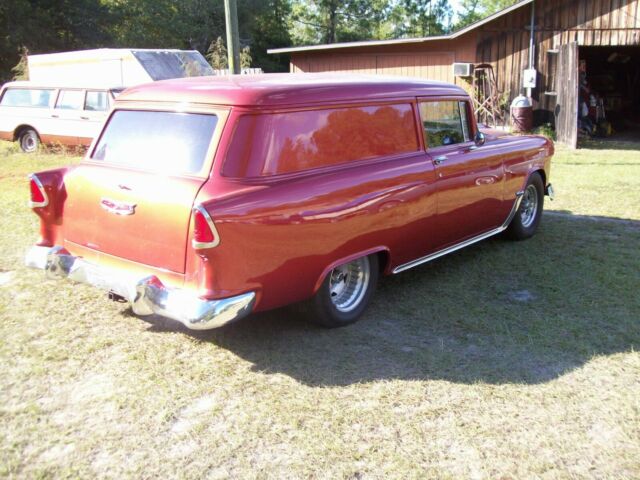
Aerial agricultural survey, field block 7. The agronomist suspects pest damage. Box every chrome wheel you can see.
[328,258,371,313]
[519,184,539,228]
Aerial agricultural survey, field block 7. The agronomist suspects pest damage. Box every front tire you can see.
[505,172,544,240]
[18,128,40,153]
[305,254,379,328]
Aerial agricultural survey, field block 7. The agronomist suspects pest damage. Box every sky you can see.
[449,0,464,23]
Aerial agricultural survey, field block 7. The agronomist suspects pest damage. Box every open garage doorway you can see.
[578,46,640,144]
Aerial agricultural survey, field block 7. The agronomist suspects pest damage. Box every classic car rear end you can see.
[25,74,553,330]
[25,96,256,329]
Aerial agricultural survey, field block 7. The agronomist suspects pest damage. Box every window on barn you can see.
[545,50,558,96]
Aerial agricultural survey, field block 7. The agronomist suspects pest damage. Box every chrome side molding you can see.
[392,191,524,274]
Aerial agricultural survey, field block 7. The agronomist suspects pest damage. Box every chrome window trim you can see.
[459,101,471,142]
[192,204,221,249]
[27,173,49,208]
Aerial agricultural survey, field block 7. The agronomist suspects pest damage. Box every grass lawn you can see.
[1,139,639,478]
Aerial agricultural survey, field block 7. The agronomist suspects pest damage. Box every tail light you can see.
[192,205,220,249]
[28,174,49,208]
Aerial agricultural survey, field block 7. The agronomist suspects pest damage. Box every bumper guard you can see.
[25,246,255,330]
[545,183,555,200]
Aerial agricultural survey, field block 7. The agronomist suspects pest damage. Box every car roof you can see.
[116,73,467,107]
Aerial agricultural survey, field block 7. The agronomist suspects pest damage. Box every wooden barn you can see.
[269,0,640,147]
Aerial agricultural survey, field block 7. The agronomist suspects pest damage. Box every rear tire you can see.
[18,128,40,153]
[505,172,544,240]
[305,254,379,328]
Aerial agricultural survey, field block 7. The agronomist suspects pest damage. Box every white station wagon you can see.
[0,82,122,152]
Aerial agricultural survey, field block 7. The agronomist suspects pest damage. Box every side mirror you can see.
[474,131,485,146]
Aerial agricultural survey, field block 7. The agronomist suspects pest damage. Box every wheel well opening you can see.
[376,250,391,275]
[14,125,38,141]
[533,169,546,186]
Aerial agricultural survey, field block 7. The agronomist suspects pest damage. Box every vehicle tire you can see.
[505,172,544,240]
[305,254,379,328]
[18,128,40,153]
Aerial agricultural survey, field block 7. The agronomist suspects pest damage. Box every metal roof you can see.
[267,0,533,55]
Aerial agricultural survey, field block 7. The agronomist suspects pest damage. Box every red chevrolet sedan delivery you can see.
[26,74,554,330]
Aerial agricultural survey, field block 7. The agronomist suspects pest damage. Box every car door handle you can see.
[51,114,59,118]
[434,155,447,165]
[80,116,90,120]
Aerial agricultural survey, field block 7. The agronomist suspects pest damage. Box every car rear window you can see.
[0,88,55,108]
[223,104,419,177]
[91,110,218,175]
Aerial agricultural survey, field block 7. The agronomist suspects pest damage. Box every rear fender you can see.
[29,167,69,246]
[14,124,39,141]
[313,246,390,295]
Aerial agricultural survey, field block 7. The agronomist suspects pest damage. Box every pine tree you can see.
[11,46,29,81]
[206,37,228,70]
[240,46,252,69]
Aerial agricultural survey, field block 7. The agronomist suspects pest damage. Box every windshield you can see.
[91,110,218,175]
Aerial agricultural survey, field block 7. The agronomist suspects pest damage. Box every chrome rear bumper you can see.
[25,246,255,330]
[545,183,555,200]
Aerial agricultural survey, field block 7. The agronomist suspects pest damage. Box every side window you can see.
[419,101,471,148]
[223,103,419,177]
[0,88,55,108]
[55,90,85,110]
[85,91,109,111]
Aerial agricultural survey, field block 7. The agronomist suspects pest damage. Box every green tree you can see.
[291,0,391,45]
[11,47,29,80]
[206,37,228,70]
[400,0,453,36]
[455,0,519,29]
[245,0,292,71]
[1,0,115,82]
[240,46,252,69]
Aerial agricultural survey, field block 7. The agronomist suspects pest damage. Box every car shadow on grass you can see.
[142,211,640,387]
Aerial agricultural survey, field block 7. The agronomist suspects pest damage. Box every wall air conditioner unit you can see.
[453,63,474,77]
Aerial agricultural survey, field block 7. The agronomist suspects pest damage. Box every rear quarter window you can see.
[0,88,55,108]
[85,91,109,111]
[91,110,218,175]
[223,104,419,177]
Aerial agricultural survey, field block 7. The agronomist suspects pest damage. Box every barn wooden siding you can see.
[290,36,478,86]
[289,0,640,113]
[476,0,640,114]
